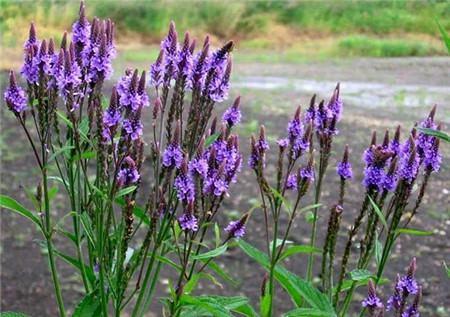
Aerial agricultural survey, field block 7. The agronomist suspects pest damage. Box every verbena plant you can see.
[1,2,445,317]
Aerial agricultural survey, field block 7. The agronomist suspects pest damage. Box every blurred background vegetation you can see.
[1,0,449,69]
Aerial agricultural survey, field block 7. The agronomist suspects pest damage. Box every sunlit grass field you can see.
[1,0,448,69]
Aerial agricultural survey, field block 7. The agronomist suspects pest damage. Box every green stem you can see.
[68,161,90,293]
[43,169,66,317]
[306,171,324,282]
[339,283,356,317]
[266,218,279,317]
[46,239,67,317]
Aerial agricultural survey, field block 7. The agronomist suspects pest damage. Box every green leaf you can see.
[56,111,91,144]
[51,247,96,286]
[74,151,96,161]
[179,295,232,317]
[436,19,450,54]
[272,238,293,249]
[443,261,450,279]
[214,223,221,248]
[201,259,238,286]
[375,233,382,267]
[279,245,322,261]
[192,244,228,260]
[349,269,372,281]
[298,203,322,214]
[181,295,256,317]
[368,195,388,229]
[156,255,182,271]
[260,284,271,317]
[23,186,41,211]
[334,278,389,294]
[0,313,30,317]
[237,240,335,314]
[199,272,224,289]
[0,195,43,234]
[284,308,332,317]
[233,302,258,317]
[184,273,201,295]
[270,187,292,214]
[80,212,96,247]
[417,127,450,143]
[72,292,101,317]
[48,176,70,189]
[48,145,75,163]
[57,228,78,245]
[396,228,433,236]
[116,185,137,198]
[205,132,221,147]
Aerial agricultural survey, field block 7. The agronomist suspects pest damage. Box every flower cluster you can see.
[17,2,116,104]
[361,106,442,195]
[249,126,270,170]
[362,259,422,317]
[4,71,27,115]
[117,156,140,187]
[149,21,233,103]
[363,131,396,191]
[337,145,353,179]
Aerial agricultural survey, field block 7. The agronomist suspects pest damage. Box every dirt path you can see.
[1,57,449,316]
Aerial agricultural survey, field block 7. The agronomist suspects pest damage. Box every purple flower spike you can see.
[89,34,113,81]
[25,23,38,48]
[116,70,149,112]
[398,137,420,184]
[277,138,289,148]
[4,71,28,114]
[402,287,421,317]
[149,50,164,88]
[162,124,183,169]
[387,274,403,312]
[161,21,179,86]
[288,107,303,141]
[337,145,353,179]
[21,46,39,84]
[328,83,343,121]
[123,118,143,141]
[117,156,140,187]
[55,49,82,101]
[286,173,298,190]
[177,32,193,79]
[397,258,419,295]
[390,125,401,156]
[314,100,330,132]
[300,165,315,182]
[222,96,241,127]
[305,94,316,122]
[248,126,269,169]
[178,213,198,232]
[188,38,210,90]
[225,213,249,239]
[174,160,195,203]
[178,202,198,232]
[362,280,384,311]
[72,1,91,49]
[424,136,441,172]
[416,106,437,159]
[102,87,121,140]
[209,56,232,102]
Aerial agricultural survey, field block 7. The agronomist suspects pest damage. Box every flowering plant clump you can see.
[2,2,446,317]
[2,2,249,316]
[241,86,443,316]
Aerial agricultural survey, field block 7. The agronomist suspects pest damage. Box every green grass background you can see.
[1,0,449,62]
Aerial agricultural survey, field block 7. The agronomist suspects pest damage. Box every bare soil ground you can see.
[1,57,449,316]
